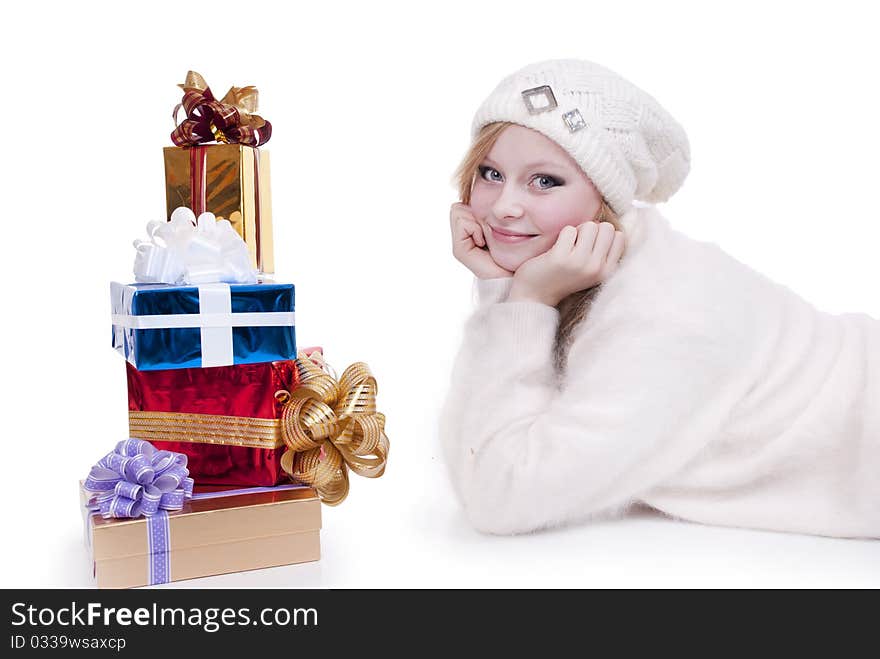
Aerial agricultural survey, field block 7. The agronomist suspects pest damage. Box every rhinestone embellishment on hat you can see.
[562,109,586,133]
[521,85,557,114]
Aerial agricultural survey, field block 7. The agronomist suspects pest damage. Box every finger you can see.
[605,230,626,266]
[590,222,616,258]
[451,202,475,219]
[550,225,578,255]
[455,218,484,247]
[452,217,475,241]
[472,220,487,247]
[572,221,600,256]
[450,202,475,228]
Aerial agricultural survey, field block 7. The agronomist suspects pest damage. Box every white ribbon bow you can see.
[133,207,258,285]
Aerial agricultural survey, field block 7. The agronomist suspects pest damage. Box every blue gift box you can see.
[110,281,296,371]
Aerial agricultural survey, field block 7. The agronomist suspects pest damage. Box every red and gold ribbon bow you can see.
[275,352,389,506]
[171,70,272,147]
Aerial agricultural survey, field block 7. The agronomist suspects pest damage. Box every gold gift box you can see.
[81,483,320,588]
[163,144,275,274]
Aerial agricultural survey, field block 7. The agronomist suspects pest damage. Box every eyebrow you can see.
[482,156,569,172]
[523,160,567,170]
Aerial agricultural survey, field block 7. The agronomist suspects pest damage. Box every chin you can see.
[489,250,531,273]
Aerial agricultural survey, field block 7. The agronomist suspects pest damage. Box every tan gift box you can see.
[163,143,275,274]
[81,483,320,588]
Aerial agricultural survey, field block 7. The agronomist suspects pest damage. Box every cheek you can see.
[468,184,496,220]
[531,190,595,235]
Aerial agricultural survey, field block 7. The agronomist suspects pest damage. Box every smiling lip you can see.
[490,226,539,244]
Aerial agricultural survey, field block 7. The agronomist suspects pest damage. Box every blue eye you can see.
[478,166,503,182]
[532,175,563,190]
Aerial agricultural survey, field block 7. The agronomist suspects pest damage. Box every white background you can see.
[1,0,878,588]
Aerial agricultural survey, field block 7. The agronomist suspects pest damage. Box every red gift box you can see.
[126,360,300,486]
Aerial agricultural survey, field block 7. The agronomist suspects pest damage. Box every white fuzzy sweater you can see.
[440,204,879,539]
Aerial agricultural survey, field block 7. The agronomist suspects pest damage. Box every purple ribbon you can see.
[84,439,193,519]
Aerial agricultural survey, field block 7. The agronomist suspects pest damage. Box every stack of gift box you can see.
[81,72,389,588]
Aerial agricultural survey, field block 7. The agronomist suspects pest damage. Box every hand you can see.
[450,203,514,280]
[509,222,626,306]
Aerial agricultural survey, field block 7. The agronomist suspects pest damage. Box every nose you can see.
[490,183,525,223]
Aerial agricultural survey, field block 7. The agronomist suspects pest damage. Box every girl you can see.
[440,59,879,539]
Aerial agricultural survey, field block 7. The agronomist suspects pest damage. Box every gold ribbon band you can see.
[128,411,284,450]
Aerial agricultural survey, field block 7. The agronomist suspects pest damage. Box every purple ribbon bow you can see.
[84,439,194,519]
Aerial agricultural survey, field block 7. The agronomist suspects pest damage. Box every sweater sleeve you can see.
[473,277,515,306]
[439,276,734,535]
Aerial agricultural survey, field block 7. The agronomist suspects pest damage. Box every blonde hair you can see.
[455,122,621,372]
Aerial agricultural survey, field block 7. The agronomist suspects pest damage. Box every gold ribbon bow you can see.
[276,352,389,506]
[172,70,272,147]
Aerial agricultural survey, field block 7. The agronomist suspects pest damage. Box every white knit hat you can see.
[471,59,691,216]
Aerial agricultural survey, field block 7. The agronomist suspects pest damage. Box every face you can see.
[469,124,604,272]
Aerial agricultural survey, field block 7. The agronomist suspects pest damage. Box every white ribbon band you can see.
[199,283,233,367]
[110,311,296,329]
